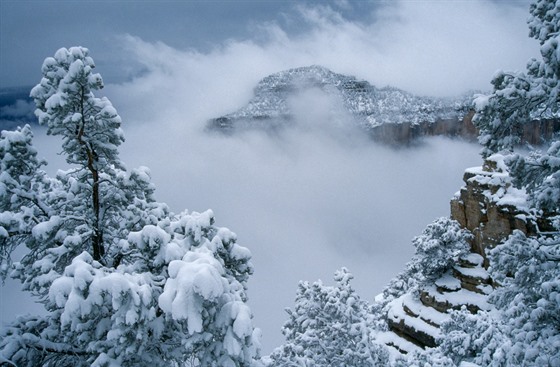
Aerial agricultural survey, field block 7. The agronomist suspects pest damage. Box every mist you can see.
[1,0,530,354]
[99,59,481,351]
[127,125,481,354]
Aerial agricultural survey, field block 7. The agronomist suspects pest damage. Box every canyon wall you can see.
[368,112,560,146]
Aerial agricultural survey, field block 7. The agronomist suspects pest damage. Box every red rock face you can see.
[368,114,560,146]
[450,163,536,261]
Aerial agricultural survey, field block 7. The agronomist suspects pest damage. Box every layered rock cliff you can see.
[450,159,534,261]
[381,155,539,354]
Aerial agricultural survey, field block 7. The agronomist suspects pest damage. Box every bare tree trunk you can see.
[91,168,104,261]
[77,87,104,261]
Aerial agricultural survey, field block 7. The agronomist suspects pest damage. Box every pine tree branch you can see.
[21,333,90,357]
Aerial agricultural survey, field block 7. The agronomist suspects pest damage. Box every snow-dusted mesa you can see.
[0,47,261,367]
[209,64,560,146]
[208,65,477,144]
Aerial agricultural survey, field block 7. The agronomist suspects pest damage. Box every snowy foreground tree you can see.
[432,231,560,366]
[267,268,390,367]
[0,47,260,366]
[474,0,560,158]
[265,219,472,366]
[380,217,471,304]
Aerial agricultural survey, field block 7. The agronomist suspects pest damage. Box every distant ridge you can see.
[208,65,472,137]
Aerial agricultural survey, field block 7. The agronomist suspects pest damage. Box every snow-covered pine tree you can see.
[268,268,390,367]
[430,230,560,367]
[380,217,471,304]
[508,140,560,215]
[473,0,560,158]
[0,125,53,280]
[0,47,260,367]
[484,231,559,365]
[30,46,126,262]
[503,0,560,218]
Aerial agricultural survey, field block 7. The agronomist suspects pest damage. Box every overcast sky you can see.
[1,0,537,95]
[0,0,543,355]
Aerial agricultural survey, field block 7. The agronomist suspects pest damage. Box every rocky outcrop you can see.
[383,255,492,354]
[383,155,534,354]
[352,111,558,146]
[367,114,477,145]
[450,158,536,259]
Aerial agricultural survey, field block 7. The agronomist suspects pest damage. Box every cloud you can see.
[2,0,536,354]
[0,99,35,118]
[107,0,536,101]
[293,0,537,96]
[0,99,37,131]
